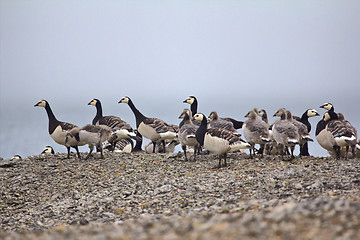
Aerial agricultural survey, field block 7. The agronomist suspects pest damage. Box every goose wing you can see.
[99,116,132,130]
[144,118,177,133]
[327,120,357,142]
[60,122,78,131]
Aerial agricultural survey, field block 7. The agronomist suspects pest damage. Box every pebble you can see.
[0,152,359,239]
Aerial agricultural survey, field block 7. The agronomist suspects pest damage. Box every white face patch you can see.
[89,99,97,106]
[186,97,194,104]
[322,103,332,110]
[307,109,318,117]
[120,97,129,104]
[193,113,204,121]
[36,100,47,107]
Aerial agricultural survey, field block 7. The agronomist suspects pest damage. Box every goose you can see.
[104,139,133,153]
[242,110,270,158]
[208,111,243,130]
[11,155,22,161]
[272,108,299,160]
[119,96,177,153]
[178,109,200,161]
[193,113,250,168]
[286,110,313,156]
[316,110,357,159]
[257,109,281,155]
[41,146,55,155]
[65,124,113,159]
[88,98,136,140]
[144,139,180,153]
[293,109,319,156]
[35,100,81,159]
[207,111,240,132]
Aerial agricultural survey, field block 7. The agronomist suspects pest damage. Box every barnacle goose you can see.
[193,113,250,168]
[35,100,81,159]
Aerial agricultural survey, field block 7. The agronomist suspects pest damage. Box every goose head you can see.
[193,113,206,123]
[208,111,219,121]
[34,100,48,108]
[273,108,287,119]
[119,96,130,104]
[244,110,257,119]
[306,109,319,117]
[88,98,99,106]
[183,96,197,105]
[320,102,334,111]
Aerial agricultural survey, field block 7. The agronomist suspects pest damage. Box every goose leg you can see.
[182,145,188,161]
[290,146,295,160]
[85,145,94,160]
[345,146,349,160]
[333,145,340,159]
[162,140,166,153]
[66,147,71,159]
[223,154,227,167]
[152,141,156,153]
[73,146,81,159]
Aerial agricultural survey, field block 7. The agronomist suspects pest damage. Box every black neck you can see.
[93,101,103,125]
[301,111,308,121]
[127,99,147,128]
[191,101,198,116]
[44,103,60,134]
[195,116,207,146]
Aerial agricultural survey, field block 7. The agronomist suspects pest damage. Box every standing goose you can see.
[88,98,136,139]
[119,96,177,153]
[293,109,319,156]
[242,110,270,158]
[35,100,81,159]
[286,110,313,156]
[65,124,112,159]
[316,110,357,159]
[193,113,250,168]
[178,109,200,161]
[272,108,299,160]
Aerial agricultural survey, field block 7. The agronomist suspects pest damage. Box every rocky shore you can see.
[1,151,360,239]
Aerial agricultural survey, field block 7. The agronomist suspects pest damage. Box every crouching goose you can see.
[41,146,55,155]
[35,100,81,159]
[242,109,270,158]
[119,96,177,153]
[65,124,113,159]
[272,108,299,160]
[144,139,180,153]
[104,139,133,153]
[193,113,250,168]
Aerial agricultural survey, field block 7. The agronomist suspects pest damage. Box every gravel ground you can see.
[1,151,360,239]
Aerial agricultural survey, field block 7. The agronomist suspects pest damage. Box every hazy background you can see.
[1,0,359,159]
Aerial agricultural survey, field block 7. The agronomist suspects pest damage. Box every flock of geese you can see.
[34,96,359,168]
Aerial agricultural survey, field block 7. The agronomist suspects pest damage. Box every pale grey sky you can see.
[1,0,360,158]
